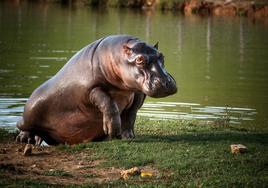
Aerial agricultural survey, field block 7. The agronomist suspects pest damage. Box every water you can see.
[0,1,268,130]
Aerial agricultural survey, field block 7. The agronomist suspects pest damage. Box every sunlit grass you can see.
[58,117,268,187]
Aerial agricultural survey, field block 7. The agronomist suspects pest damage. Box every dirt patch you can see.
[0,140,122,185]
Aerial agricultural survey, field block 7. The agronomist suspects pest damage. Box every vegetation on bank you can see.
[0,117,267,187]
[41,0,268,18]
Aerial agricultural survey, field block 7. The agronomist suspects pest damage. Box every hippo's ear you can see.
[154,42,158,50]
[123,45,132,56]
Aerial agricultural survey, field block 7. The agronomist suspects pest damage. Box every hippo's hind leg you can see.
[16,131,42,145]
[16,119,43,145]
[121,92,146,139]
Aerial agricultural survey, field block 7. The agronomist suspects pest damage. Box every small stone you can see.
[23,144,32,156]
[230,144,247,154]
[30,164,37,168]
[120,167,141,180]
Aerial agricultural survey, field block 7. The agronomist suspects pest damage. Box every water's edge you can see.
[0,98,257,130]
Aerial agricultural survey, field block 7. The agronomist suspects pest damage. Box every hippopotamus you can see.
[16,35,177,145]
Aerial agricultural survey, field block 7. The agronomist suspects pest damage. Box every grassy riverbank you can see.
[0,118,267,187]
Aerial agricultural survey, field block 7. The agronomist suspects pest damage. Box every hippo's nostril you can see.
[166,82,169,89]
[167,77,171,83]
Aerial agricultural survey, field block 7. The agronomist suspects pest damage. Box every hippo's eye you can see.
[135,55,146,67]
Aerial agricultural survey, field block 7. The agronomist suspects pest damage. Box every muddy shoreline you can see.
[160,0,268,18]
[0,138,122,185]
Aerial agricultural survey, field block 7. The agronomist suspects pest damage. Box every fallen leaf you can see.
[120,167,141,180]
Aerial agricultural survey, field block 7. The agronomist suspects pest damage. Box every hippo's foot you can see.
[103,115,122,139]
[121,129,135,139]
[16,131,43,146]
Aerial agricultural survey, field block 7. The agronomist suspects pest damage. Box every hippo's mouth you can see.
[141,74,177,98]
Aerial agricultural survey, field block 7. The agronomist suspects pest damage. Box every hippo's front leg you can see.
[121,92,145,139]
[89,87,121,139]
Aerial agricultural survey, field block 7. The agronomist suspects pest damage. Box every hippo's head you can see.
[119,42,177,98]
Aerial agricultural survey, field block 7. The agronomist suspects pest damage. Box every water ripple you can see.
[0,98,257,128]
[30,57,67,61]
[138,102,257,124]
[0,98,27,127]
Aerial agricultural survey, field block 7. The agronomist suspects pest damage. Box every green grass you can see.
[82,173,98,178]
[0,128,17,142]
[1,117,268,187]
[43,170,73,177]
[57,118,268,187]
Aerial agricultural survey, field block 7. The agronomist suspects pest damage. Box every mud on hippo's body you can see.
[16,35,177,145]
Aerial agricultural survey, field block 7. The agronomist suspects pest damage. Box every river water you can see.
[0,1,268,130]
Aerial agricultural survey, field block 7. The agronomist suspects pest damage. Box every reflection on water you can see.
[0,98,257,129]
